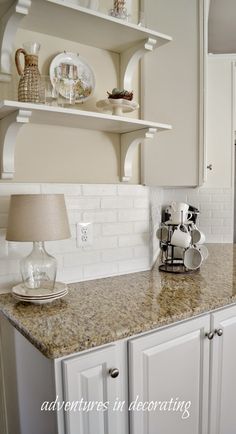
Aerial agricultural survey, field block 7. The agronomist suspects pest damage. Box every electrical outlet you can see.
[76,222,93,247]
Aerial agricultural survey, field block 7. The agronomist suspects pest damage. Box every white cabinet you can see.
[62,344,126,434]
[129,316,210,434]
[141,0,208,187]
[205,55,235,188]
[2,304,236,434]
[209,305,236,434]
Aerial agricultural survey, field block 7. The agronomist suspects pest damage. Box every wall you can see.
[0,183,158,293]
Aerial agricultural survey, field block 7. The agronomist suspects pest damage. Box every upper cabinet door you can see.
[205,55,235,188]
[209,305,236,434]
[62,344,127,434]
[129,316,210,434]
[141,0,207,187]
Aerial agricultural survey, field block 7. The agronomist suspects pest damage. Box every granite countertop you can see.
[0,244,236,359]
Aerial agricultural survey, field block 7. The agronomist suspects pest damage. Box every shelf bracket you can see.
[0,109,32,179]
[120,38,157,91]
[121,127,157,182]
[0,0,31,81]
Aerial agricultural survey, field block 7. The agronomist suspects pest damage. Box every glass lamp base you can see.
[20,241,57,290]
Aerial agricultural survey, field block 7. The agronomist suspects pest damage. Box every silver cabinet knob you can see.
[215,328,223,337]
[207,164,213,171]
[109,368,119,378]
[206,331,214,340]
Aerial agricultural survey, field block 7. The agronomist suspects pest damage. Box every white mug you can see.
[170,210,192,224]
[197,245,209,260]
[191,227,206,245]
[168,202,192,224]
[171,225,191,249]
[171,201,189,213]
[156,225,169,242]
[184,246,203,270]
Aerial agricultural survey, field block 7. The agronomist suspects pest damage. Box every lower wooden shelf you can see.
[0,100,172,181]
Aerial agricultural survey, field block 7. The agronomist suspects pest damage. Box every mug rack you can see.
[159,222,199,274]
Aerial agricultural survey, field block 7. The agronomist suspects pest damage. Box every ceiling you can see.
[209,0,236,53]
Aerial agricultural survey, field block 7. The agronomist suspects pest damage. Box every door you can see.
[205,55,235,188]
[209,305,236,434]
[62,344,125,434]
[129,316,210,434]
[141,0,207,187]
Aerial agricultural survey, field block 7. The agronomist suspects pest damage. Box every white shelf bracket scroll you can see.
[121,127,157,182]
[0,109,32,179]
[120,38,157,91]
[0,0,31,81]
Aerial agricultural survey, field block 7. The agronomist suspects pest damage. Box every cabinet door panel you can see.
[205,57,234,188]
[210,305,236,434]
[141,0,204,186]
[62,345,122,434]
[129,316,210,434]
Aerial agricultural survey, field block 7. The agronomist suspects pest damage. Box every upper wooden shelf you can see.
[0,100,171,134]
[0,100,172,181]
[20,0,172,53]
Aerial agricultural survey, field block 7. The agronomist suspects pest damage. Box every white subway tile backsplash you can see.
[66,197,100,210]
[82,185,117,196]
[66,211,82,224]
[134,197,149,208]
[134,245,150,258]
[101,197,133,209]
[91,236,118,250]
[117,185,149,196]
[83,211,117,223]
[134,221,150,233]
[57,267,83,283]
[84,262,118,279]
[118,233,149,247]
[0,181,233,290]
[0,259,20,276]
[63,251,100,267]
[41,184,82,195]
[118,257,150,273]
[102,222,133,236]
[0,214,8,228]
[118,209,149,222]
[102,247,133,262]
[0,184,41,195]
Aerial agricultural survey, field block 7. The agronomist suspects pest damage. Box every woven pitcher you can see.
[15,42,42,103]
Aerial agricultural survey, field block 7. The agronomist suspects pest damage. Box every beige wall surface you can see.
[0,0,140,184]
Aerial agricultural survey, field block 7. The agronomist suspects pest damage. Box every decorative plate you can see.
[50,52,95,103]
[12,282,67,298]
[13,291,68,305]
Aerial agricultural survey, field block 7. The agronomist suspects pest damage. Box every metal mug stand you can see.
[158,211,199,274]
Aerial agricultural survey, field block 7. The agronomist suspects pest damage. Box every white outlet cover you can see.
[77,222,93,247]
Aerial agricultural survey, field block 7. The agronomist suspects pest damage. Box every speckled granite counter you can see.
[0,244,236,359]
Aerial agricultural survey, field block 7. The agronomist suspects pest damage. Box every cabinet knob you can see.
[207,164,213,171]
[109,368,119,378]
[215,328,223,337]
[206,331,214,340]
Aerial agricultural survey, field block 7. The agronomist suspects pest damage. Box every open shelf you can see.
[21,0,172,53]
[0,100,171,134]
[0,0,172,82]
[0,100,171,181]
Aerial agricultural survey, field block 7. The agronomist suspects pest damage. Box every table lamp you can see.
[6,194,71,290]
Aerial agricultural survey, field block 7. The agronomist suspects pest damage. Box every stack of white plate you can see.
[12,282,68,305]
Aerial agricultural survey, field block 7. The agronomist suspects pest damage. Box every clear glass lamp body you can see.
[20,241,57,290]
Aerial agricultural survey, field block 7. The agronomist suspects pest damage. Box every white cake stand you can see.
[96,98,139,116]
